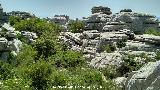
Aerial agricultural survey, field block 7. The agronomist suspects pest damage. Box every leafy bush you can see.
[9,16,22,26]
[53,50,86,68]
[145,27,160,36]
[68,20,85,33]
[17,60,54,90]
[16,44,37,66]
[118,53,156,76]
[14,18,61,36]
[34,32,60,59]
[156,51,160,60]
[101,44,116,53]
[68,67,118,90]
[0,61,14,80]
[99,65,118,79]
[0,77,31,90]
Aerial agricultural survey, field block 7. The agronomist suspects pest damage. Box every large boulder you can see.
[125,60,160,90]
[21,31,38,43]
[8,39,22,52]
[2,23,15,31]
[100,32,128,45]
[114,77,127,90]
[83,30,100,39]
[62,32,83,45]
[90,52,123,68]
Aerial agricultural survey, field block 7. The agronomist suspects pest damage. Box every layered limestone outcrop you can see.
[84,6,159,34]
[125,60,160,90]
[0,23,38,60]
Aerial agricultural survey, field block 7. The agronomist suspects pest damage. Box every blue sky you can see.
[0,0,160,19]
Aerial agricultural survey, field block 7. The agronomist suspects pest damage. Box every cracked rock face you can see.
[89,52,123,68]
[125,60,160,90]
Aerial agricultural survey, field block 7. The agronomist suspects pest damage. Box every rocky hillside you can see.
[0,5,160,90]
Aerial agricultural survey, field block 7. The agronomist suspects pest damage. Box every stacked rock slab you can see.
[103,21,126,32]
[7,11,34,19]
[85,6,112,31]
[52,15,69,25]
[91,6,112,15]
[125,60,160,90]
[0,23,38,61]
[113,9,159,34]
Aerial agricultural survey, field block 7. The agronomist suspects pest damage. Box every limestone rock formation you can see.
[89,52,123,68]
[92,6,112,15]
[7,11,35,19]
[112,10,159,34]
[125,60,160,90]
[0,23,37,60]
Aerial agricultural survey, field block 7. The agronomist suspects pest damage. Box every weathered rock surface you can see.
[125,60,160,90]
[135,34,160,44]
[89,52,123,68]
[0,23,37,60]
[114,77,127,90]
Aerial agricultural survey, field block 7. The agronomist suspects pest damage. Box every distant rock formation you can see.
[7,11,35,19]
[91,6,112,15]
[84,6,160,34]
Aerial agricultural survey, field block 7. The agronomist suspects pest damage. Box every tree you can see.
[33,30,61,59]
[101,44,116,53]
[68,20,85,33]
[14,18,61,36]
[53,50,86,68]
[16,44,37,66]
[9,16,22,26]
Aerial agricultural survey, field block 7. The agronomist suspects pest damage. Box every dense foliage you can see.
[145,27,160,36]
[68,20,85,33]
[0,18,118,90]
[13,17,61,36]
[9,16,22,26]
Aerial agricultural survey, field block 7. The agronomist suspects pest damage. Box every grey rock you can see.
[8,39,22,52]
[125,60,160,90]
[90,52,123,68]
[114,77,127,90]
[83,30,100,39]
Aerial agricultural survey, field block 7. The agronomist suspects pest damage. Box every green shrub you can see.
[9,16,22,26]
[17,60,55,90]
[0,77,31,90]
[118,53,155,76]
[102,44,116,53]
[68,20,85,33]
[68,67,118,90]
[156,51,160,60]
[0,61,14,80]
[118,54,142,75]
[14,18,61,36]
[53,50,86,68]
[99,65,118,79]
[145,27,160,36]
[16,44,37,66]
